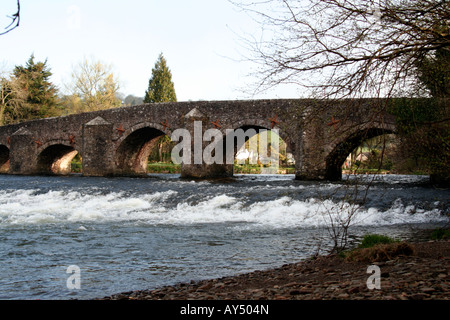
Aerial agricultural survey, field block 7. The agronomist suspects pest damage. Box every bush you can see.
[430,228,450,240]
[358,234,397,248]
[346,242,415,262]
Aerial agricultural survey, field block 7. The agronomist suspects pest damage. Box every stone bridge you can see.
[0,99,396,180]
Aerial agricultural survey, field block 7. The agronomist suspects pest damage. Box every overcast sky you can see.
[0,0,301,102]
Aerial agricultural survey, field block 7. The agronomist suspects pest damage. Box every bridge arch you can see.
[223,119,294,172]
[36,141,80,175]
[325,126,395,180]
[226,119,293,153]
[0,144,10,173]
[115,122,172,175]
[226,119,293,148]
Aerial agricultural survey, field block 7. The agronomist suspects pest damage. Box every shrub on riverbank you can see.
[341,234,415,262]
[145,162,297,174]
[430,228,450,240]
[345,242,415,262]
[234,164,295,174]
[147,162,180,173]
[358,234,398,248]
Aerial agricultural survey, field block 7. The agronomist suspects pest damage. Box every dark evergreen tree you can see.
[144,53,177,165]
[144,53,177,103]
[390,48,450,185]
[10,54,61,121]
[416,48,450,99]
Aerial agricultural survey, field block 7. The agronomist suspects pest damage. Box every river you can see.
[0,173,448,300]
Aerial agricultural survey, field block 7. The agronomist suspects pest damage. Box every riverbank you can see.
[145,162,297,174]
[100,239,449,300]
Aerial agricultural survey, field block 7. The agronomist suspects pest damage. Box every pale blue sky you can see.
[1,0,300,101]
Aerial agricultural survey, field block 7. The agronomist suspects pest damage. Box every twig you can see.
[1,0,20,36]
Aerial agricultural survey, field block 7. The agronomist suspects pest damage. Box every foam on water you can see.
[0,175,447,300]
[0,188,446,228]
[0,189,176,225]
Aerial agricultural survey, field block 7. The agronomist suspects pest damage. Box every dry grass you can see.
[345,242,416,262]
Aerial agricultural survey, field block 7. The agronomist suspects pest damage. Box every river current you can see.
[0,173,448,299]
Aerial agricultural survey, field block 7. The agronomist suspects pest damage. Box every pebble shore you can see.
[100,240,449,300]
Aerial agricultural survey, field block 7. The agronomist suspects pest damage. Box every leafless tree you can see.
[65,57,122,113]
[0,73,28,125]
[233,0,449,99]
[1,0,20,36]
[232,0,449,250]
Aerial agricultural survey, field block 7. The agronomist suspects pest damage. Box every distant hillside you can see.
[123,95,144,106]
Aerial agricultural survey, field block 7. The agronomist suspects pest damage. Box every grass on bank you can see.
[430,228,450,240]
[357,234,398,248]
[341,228,449,262]
[233,164,295,174]
[342,234,412,262]
[145,162,296,174]
[147,162,181,173]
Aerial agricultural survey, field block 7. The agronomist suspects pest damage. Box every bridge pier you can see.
[293,117,330,181]
[177,108,233,179]
[82,117,115,176]
[9,127,36,175]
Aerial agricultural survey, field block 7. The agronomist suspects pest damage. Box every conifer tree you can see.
[144,53,177,103]
[9,54,61,122]
[144,53,177,164]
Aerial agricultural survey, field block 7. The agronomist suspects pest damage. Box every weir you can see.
[0,99,397,180]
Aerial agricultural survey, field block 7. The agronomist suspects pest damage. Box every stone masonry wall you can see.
[0,99,397,180]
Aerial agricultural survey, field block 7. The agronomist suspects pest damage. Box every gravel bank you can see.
[100,240,449,300]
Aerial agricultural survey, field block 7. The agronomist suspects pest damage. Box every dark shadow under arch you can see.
[115,127,167,175]
[325,128,395,180]
[0,145,10,173]
[37,144,79,175]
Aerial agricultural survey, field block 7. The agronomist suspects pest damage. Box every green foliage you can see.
[415,48,450,98]
[9,54,61,122]
[430,228,450,240]
[70,153,82,173]
[388,97,449,181]
[144,53,177,167]
[388,98,441,134]
[147,162,180,174]
[233,164,295,174]
[148,135,175,163]
[144,53,177,103]
[386,47,450,184]
[358,234,397,249]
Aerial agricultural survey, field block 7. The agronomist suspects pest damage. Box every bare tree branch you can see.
[1,0,20,36]
[233,0,450,99]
